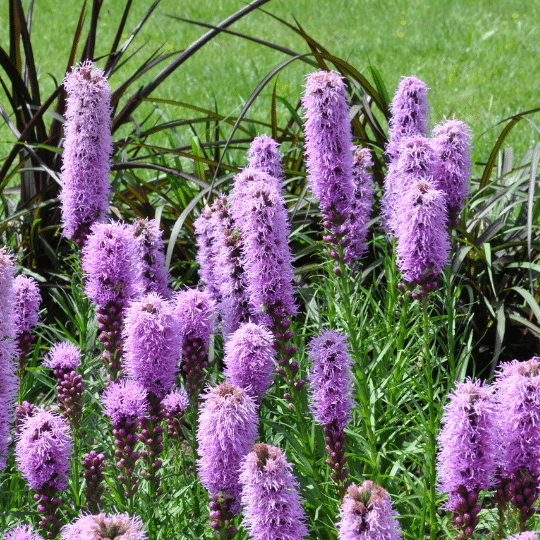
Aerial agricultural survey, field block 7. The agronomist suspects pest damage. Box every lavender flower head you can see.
[102,379,148,425]
[131,218,171,299]
[162,387,189,416]
[239,443,309,540]
[337,481,402,540]
[5,524,44,540]
[302,70,355,224]
[60,512,147,540]
[0,246,16,339]
[395,178,449,289]
[437,378,496,507]
[307,329,355,431]
[60,61,112,244]
[197,382,259,513]
[174,288,216,349]
[431,117,472,224]
[504,534,540,540]
[386,76,430,160]
[81,221,138,308]
[223,323,276,400]
[43,342,81,371]
[123,293,181,399]
[13,275,41,334]
[247,135,284,190]
[15,408,73,491]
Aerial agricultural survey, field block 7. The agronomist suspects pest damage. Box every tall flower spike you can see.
[337,481,402,540]
[16,408,73,538]
[240,443,309,540]
[131,217,171,299]
[223,323,276,401]
[431,117,472,226]
[247,135,284,192]
[197,383,259,537]
[162,387,189,441]
[344,147,375,271]
[60,512,147,540]
[437,378,496,540]
[5,524,44,540]
[81,451,106,514]
[60,61,112,245]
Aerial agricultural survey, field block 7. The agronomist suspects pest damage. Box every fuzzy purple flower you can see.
[44,342,81,371]
[431,117,472,225]
[239,443,309,540]
[60,61,112,245]
[60,512,147,540]
[504,534,540,540]
[13,275,41,360]
[223,323,276,401]
[337,481,402,540]
[131,217,171,299]
[5,524,44,540]
[344,147,375,269]
[197,383,259,516]
[162,387,189,440]
[247,135,283,192]
[102,379,148,425]
[302,70,355,226]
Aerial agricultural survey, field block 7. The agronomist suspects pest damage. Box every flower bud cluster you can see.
[208,492,238,539]
[324,425,349,499]
[96,303,124,382]
[162,388,189,441]
[81,450,105,513]
[14,275,41,372]
[450,485,481,540]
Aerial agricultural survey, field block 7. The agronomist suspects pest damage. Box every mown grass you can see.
[1,0,539,165]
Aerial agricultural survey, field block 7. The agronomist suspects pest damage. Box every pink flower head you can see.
[43,342,82,371]
[437,378,496,508]
[247,135,283,192]
[15,408,73,491]
[0,247,16,339]
[123,292,181,398]
[307,329,355,432]
[60,61,112,243]
[174,288,216,349]
[13,275,41,334]
[60,512,147,540]
[162,387,189,416]
[240,443,309,540]
[302,70,355,223]
[131,218,171,299]
[196,383,259,513]
[504,534,540,540]
[337,481,402,540]
[5,524,44,540]
[102,379,148,425]
[223,323,276,400]
[81,221,139,308]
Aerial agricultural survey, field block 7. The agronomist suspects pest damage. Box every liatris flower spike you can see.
[162,387,189,441]
[197,383,259,537]
[131,217,171,299]
[60,61,112,245]
[5,524,44,540]
[493,358,540,529]
[431,117,472,226]
[43,342,84,433]
[337,481,402,540]
[308,329,355,498]
[175,288,216,402]
[16,408,73,539]
[504,534,540,540]
[82,221,139,381]
[437,378,496,540]
[60,512,147,540]
[102,379,148,500]
[81,451,106,514]
[14,274,41,375]
[223,323,276,402]
[247,134,283,192]
[240,443,309,540]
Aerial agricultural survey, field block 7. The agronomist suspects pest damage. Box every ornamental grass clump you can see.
[337,481,402,540]
[15,409,73,538]
[308,329,355,499]
[197,382,259,538]
[59,61,112,246]
[60,512,147,540]
[437,379,496,540]
[239,443,309,540]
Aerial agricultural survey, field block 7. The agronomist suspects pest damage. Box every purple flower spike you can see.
[337,481,402,540]
[197,383,259,517]
[223,323,276,401]
[302,70,355,226]
[504,534,540,540]
[240,443,309,540]
[14,275,41,364]
[60,61,112,245]
[102,379,148,425]
[432,117,472,226]
[44,342,81,371]
[131,217,171,299]
[437,378,495,538]
[60,512,147,540]
[5,524,44,540]
[162,387,189,440]
[344,148,375,270]
[395,177,449,289]
[81,451,106,514]
[247,135,283,192]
